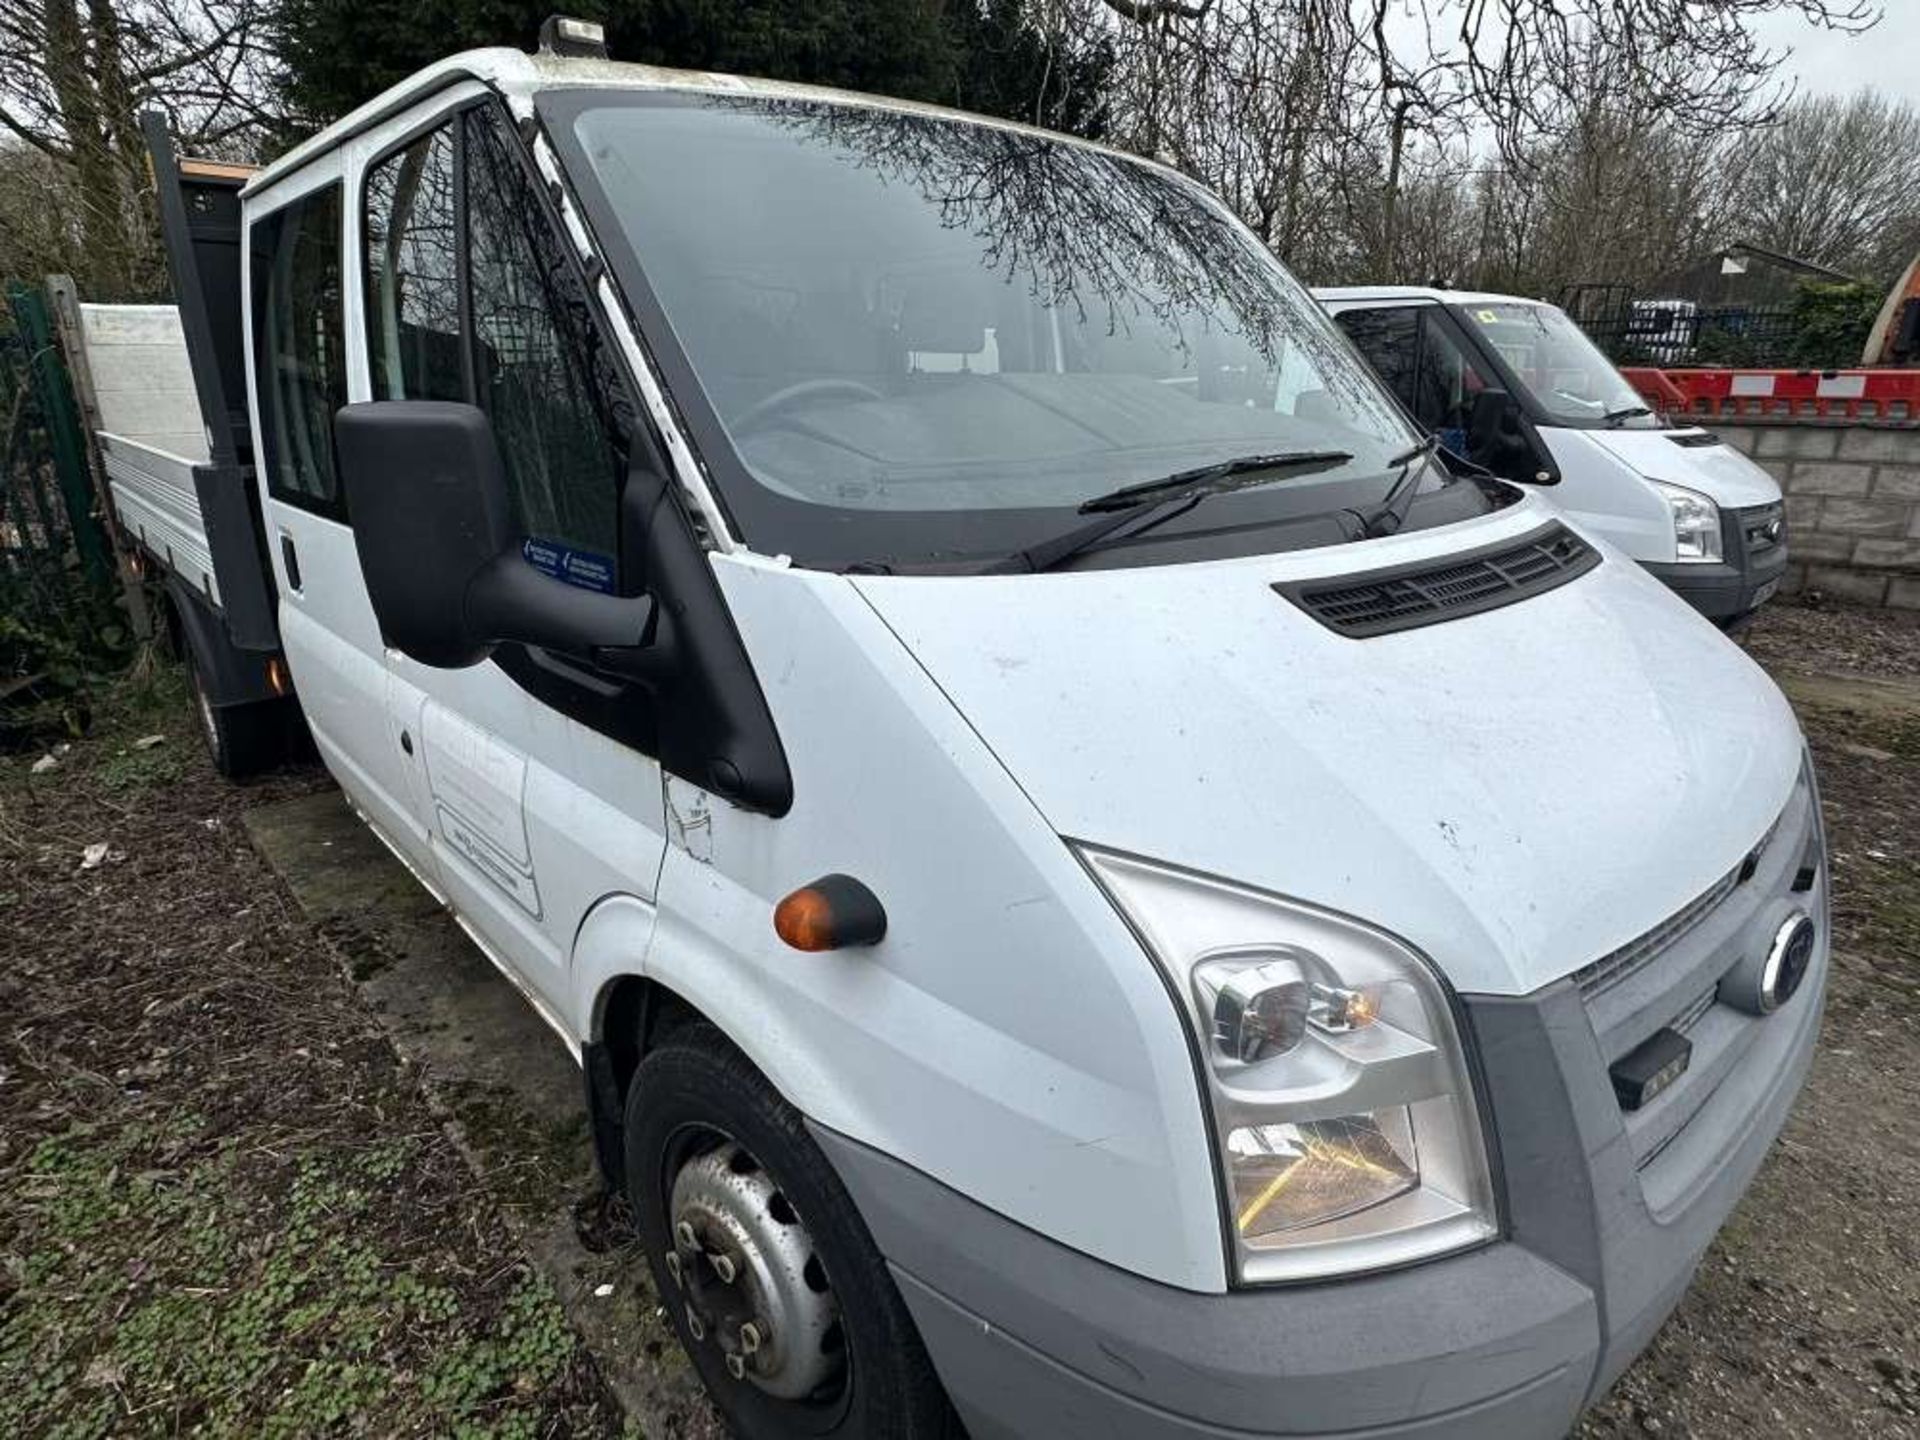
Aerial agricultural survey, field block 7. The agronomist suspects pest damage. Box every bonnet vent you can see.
[1279,523,1600,637]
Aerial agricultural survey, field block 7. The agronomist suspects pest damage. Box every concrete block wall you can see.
[1712,420,1920,609]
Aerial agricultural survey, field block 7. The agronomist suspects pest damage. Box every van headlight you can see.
[1651,480,1723,562]
[1080,848,1497,1284]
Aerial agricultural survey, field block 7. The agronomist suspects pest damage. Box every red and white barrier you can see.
[1624,367,1920,421]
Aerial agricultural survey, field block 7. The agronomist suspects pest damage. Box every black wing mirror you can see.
[1467,387,1559,485]
[333,401,664,678]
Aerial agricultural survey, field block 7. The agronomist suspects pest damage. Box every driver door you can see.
[347,93,669,1027]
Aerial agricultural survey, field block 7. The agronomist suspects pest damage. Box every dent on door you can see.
[419,702,542,919]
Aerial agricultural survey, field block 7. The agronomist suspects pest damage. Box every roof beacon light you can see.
[539,15,609,59]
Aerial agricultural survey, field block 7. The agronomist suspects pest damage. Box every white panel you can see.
[77,304,207,458]
[1729,374,1776,397]
[97,432,216,601]
[78,303,187,345]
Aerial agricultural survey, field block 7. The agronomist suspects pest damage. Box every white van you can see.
[1315,288,1788,627]
[104,28,1825,1439]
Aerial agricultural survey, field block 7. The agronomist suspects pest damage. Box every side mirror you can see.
[1466,387,1559,485]
[333,401,663,676]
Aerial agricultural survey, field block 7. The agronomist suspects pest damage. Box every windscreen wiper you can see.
[1603,404,1654,426]
[1076,450,1356,514]
[1349,433,1443,539]
[988,450,1356,574]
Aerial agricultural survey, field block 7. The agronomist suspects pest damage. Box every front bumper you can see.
[1645,500,1789,623]
[816,779,1827,1438]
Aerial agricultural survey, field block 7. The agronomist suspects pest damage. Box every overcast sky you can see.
[1748,8,1920,108]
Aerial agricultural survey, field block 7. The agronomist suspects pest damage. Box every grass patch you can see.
[0,659,626,1438]
[0,1110,611,1438]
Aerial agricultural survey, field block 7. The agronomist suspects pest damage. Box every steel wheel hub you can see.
[667,1139,841,1400]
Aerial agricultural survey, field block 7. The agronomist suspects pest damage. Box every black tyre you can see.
[186,657,286,780]
[624,1024,957,1439]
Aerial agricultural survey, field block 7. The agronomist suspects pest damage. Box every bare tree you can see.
[1082,0,1881,282]
[1720,89,1920,281]
[0,0,280,295]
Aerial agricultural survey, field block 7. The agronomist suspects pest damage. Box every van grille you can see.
[1281,524,1599,637]
[1572,805,1786,1002]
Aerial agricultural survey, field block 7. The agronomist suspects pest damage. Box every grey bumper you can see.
[813,786,1827,1437]
[817,1123,1597,1438]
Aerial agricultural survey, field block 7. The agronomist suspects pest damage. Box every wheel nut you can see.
[663,1252,682,1286]
[711,1253,737,1284]
[686,1306,706,1342]
[674,1221,698,1250]
[725,1352,746,1380]
[739,1322,762,1354]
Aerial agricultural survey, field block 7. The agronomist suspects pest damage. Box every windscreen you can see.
[1457,303,1654,428]
[565,94,1419,565]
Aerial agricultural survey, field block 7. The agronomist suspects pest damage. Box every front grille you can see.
[1670,985,1717,1034]
[1736,502,1785,556]
[1573,805,1787,1002]
[1281,523,1600,638]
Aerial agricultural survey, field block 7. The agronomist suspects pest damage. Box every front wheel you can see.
[623,1024,956,1438]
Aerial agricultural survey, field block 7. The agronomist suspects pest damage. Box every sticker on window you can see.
[523,537,616,593]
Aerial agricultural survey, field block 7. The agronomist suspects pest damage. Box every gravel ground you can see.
[2,600,1917,1438]
[1743,594,1920,682]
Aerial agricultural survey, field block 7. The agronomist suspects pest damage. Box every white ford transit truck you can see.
[98,23,1826,1439]
[1315,287,1790,629]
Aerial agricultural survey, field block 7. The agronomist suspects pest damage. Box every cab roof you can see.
[1312,285,1557,310]
[245,45,1168,202]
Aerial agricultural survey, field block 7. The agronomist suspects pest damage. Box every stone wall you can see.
[1712,420,1920,609]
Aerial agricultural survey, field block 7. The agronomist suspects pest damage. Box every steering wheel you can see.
[731,378,886,435]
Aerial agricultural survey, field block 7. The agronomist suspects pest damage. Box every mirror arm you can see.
[466,552,671,682]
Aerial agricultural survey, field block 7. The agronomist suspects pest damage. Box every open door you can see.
[141,113,279,653]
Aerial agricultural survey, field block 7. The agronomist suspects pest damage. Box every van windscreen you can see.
[553,91,1426,569]
[1455,303,1655,429]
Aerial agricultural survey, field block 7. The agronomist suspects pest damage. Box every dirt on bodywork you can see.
[2,601,1918,1438]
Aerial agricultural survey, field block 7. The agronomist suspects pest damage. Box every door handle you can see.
[280,533,303,592]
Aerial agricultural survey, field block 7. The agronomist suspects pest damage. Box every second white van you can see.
[1317,287,1789,627]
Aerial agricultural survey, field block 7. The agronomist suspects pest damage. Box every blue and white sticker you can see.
[523,537,616,594]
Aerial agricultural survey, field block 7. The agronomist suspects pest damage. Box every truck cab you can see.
[104,30,1826,1439]
[1315,286,1789,627]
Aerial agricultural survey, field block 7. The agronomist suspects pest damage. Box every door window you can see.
[1335,306,1493,444]
[1334,306,1419,415]
[364,123,464,402]
[464,106,627,588]
[256,184,347,513]
[1408,312,1495,439]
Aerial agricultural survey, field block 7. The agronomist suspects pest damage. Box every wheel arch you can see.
[580,969,728,1192]
[161,571,278,707]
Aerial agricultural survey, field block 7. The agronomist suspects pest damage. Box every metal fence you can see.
[1,280,125,734]
[1578,302,1805,369]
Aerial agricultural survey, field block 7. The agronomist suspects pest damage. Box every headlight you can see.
[1080,848,1497,1283]
[1651,480,1723,562]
